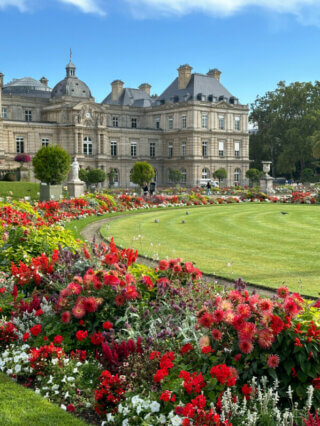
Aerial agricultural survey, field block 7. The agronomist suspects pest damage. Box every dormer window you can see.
[131,118,137,128]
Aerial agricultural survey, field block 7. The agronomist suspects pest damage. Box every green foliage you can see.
[86,168,106,185]
[0,226,80,270]
[300,168,315,183]
[169,169,183,185]
[130,162,154,187]
[212,168,227,184]
[32,146,71,185]
[250,81,320,177]
[3,172,16,182]
[0,182,40,200]
[79,168,88,183]
[246,168,263,186]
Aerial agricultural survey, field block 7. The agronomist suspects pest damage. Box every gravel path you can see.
[81,214,278,297]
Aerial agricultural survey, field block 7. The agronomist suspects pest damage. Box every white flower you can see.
[106,413,114,422]
[170,415,182,426]
[60,404,66,410]
[122,420,129,426]
[15,365,21,373]
[67,376,75,382]
[150,401,160,413]
[52,384,59,391]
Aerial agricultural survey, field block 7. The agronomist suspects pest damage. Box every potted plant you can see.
[32,146,71,201]
[14,153,31,181]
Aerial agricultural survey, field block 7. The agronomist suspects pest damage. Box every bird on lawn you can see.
[281,212,288,215]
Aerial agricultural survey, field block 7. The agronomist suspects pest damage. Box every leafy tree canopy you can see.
[130,162,154,187]
[250,81,320,179]
[86,168,106,185]
[32,146,71,185]
[246,168,263,184]
[213,168,227,183]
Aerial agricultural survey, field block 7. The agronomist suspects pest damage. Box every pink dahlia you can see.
[257,328,274,349]
[267,354,280,369]
[239,340,254,354]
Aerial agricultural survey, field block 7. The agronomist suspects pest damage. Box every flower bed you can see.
[0,234,319,425]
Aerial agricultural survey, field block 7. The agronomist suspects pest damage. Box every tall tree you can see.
[250,81,320,178]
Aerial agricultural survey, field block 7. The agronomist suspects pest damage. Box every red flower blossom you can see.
[210,364,237,386]
[158,260,169,271]
[102,321,113,330]
[53,335,64,345]
[154,368,168,383]
[23,332,30,342]
[61,311,71,323]
[76,330,88,341]
[84,297,98,313]
[201,345,212,354]
[30,324,42,337]
[67,404,75,412]
[72,303,86,319]
[267,354,280,368]
[312,377,320,389]
[242,384,253,400]
[181,343,193,355]
[149,351,160,360]
[198,312,214,328]
[277,286,289,299]
[239,339,254,354]
[257,328,274,349]
[270,315,284,335]
[211,329,223,341]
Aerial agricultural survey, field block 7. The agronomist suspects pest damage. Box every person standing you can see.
[149,181,156,196]
[143,182,149,197]
[206,181,211,196]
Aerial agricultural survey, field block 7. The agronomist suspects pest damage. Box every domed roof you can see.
[51,61,92,99]
[2,77,52,98]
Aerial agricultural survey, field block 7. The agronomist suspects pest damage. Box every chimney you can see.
[207,68,222,82]
[139,83,151,95]
[0,73,4,88]
[40,76,48,87]
[177,64,192,90]
[111,80,124,101]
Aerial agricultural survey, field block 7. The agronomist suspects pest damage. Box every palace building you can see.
[0,60,250,187]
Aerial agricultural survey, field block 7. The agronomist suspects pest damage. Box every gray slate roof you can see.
[51,76,92,99]
[3,77,52,98]
[102,88,155,107]
[158,73,238,104]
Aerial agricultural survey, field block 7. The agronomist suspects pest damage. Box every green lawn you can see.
[101,203,320,296]
[0,373,87,425]
[0,182,40,200]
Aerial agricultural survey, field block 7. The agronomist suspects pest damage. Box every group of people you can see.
[143,182,156,197]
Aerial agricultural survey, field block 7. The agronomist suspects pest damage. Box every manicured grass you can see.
[65,213,111,240]
[0,182,40,200]
[0,373,87,425]
[101,203,320,296]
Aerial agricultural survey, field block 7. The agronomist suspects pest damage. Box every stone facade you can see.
[0,61,250,187]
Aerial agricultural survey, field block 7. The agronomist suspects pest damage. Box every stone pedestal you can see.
[259,161,275,195]
[259,175,275,195]
[68,180,85,198]
[40,183,62,201]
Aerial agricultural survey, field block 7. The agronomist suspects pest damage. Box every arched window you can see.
[234,168,241,185]
[181,169,187,184]
[202,168,210,179]
[83,137,92,156]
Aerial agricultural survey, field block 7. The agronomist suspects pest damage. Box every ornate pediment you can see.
[73,103,106,126]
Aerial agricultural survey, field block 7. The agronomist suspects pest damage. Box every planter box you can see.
[40,184,62,201]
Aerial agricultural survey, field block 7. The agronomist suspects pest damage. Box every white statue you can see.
[71,157,80,181]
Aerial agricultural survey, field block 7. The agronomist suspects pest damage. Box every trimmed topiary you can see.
[32,146,71,185]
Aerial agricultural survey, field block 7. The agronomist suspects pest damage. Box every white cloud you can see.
[58,0,106,15]
[0,0,28,11]
[124,0,319,19]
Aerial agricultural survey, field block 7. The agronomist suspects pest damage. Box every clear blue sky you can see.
[1,0,320,105]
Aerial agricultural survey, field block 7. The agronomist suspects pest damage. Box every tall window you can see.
[202,141,208,157]
[234,142,240,158]
[234,168,241,185]
[25,110,32,122]
[131,141,137,157]
[2,107,7,118]
[168,143,173,158]
[181,169,187,184]
[181,115,187,129]
[112,116,118,127]
[150,142,155,158]
[41,138,49,147]
[202,168,209,179]
[131,118,137,128]
[111,141,117,157]
[219,141,224,157]
[114,169,119,185]
[16,137,24,153]
[235,116,241,131]
[155,117,160,129]
[168,117,173,130]
[83,137,93,156]
[181,141,186,157]
[218,115,224,130]
[202,113,208,128]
